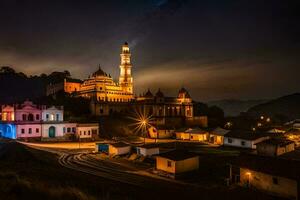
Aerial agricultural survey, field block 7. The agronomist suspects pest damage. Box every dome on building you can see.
[155,88,164,98]
[178,87,191,99]
[145,89,154,98]
[92,66,107,77]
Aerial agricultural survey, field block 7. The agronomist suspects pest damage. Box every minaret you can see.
[119,42,133,94]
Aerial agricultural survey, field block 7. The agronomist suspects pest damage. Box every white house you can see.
[41,123,77,139]
[136,143,159,157]
[16,123,42,139]
[42,106,64,122]
[77,123,99,139]
[224,130,270,149]
[109,142,131,156]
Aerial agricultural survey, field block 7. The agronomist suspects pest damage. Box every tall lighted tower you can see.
[119,42,133,94]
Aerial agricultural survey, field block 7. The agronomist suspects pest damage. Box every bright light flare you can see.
[128,108,154,136]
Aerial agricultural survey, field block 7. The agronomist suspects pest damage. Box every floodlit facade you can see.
[0,101,98,140]
[209,127,230,145]
[256,138,295,156]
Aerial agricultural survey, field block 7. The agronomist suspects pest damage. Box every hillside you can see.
[207,99,268,117]
[247,93,300,120]
[0,66,74,104]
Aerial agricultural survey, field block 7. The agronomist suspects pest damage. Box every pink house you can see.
[15,101,42,122]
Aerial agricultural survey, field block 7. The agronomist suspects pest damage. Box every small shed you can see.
[209,127,230,145]
[136,143,159,157]
[109,142,131,156]
[156,150,199,175]
[256,138,295,156]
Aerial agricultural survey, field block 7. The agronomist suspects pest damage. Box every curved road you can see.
[58,153,192,190]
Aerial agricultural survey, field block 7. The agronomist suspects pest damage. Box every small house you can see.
[148,126,174,139]
[231,154,300,199]
[77,123,99,139]
[256,138,295,156]
[176,128,208,141]
[156,150,199,175]
[109,142,131,156]
[224,130,270,149]
[209,127,230,145]
[136,143,159,157]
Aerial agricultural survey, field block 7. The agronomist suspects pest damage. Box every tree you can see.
[0,66,15,74]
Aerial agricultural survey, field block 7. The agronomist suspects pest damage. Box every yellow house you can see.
[175,128,208,141]
[231,154,300,199]
[156,150,199,175]
[209,127,230,145]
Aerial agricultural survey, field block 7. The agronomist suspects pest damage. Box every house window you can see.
[36,114,40,120]
[273,177,278,185]
[21,129,25,134]
[72,127,76,133]
[84,131,86,135]
[29,128,32,134]
[80,131,82,135]
[63,127,66,133]
[88,130,91,135]
[36,128,39,133]
[100,109,103,114]
[22,114,27,121]
[46,114,49,120]
[241,141,245,146]
[228,138,233,143]
[167,160,172,167]
[56,114,59,121]
[67,127,71,132]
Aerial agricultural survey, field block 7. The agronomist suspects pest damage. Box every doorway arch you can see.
[49,126,56,138]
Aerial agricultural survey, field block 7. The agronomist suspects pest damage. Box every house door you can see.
[49,126,56,138]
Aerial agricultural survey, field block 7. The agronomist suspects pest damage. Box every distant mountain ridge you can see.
[207,99,268,116]
[247,93,300,120]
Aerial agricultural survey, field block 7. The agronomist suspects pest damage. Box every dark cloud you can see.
[0,0,299,101]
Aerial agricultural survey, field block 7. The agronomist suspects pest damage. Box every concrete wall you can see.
[240,168,298,199]
[17,124,42,138]
[137,147,159,156]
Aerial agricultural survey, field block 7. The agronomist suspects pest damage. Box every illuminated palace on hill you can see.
[47,43,206,127]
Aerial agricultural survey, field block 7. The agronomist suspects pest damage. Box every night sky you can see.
[0,0,299,101]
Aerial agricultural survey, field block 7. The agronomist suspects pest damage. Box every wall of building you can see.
[77,125,98,138]
[156,157,176,174]
[175,157,199,174]
[240,168,298,199]
[64,82,81,93]
[148,127,173,139]
[16,124,42,138]
[42,107,64,122]
[41,123,67,138]
[137,147,159,156]
[224,136,269,149]
[190,133,207,141]
[109,145,131,155]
